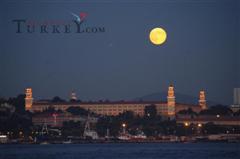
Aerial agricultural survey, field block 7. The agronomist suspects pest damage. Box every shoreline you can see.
[1,139,239,145]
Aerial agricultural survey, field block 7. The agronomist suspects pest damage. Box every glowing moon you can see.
[149,27,167,45]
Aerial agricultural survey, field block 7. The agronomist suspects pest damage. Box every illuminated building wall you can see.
[231,88,240,112]
[167,85,176,117]
[25,86,204,117]
[233,88,240,105]
[25,88,33,111]
[199,90,207,110]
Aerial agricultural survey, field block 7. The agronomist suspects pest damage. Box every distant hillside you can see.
[134,92,219,106]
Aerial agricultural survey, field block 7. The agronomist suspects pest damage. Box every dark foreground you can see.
[0,143,240,159]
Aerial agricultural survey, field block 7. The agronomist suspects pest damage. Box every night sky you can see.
[0,0,239,105]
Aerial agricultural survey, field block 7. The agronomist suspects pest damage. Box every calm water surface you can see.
[0,143,240,159]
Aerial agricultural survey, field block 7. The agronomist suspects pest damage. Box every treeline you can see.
[62,105,240,137]
[178,105,240,116]
[0,95,32,138]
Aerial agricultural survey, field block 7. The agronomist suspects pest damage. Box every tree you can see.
[119,111,135,120]
[200,105,233,116]
[202,122,228,134]
[8,94,25,113]
[51,96,65,103]
[66,106,89,116]
[0,97,7,104]
[178,108,195,115]
[62,121,84,137]
[0,112,32,137]
[177,108,198,118]
[144,104,157,118]
[96,116,120,137]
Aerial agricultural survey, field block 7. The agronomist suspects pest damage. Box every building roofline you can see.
[32,100,199,107]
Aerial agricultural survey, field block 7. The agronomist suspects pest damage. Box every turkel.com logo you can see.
[12,12,105,34]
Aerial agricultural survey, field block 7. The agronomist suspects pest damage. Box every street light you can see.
[184,122,189,136]
[122,123,126,134]
[184,122,189,127]
[197,123,202,135]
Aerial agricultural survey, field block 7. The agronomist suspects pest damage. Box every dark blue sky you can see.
[0,0,239,105]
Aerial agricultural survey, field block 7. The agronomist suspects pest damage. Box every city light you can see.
[0,135,7,138]
[197,123,202,127]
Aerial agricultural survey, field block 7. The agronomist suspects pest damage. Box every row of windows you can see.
[83,105,147,109]
[92,109,144,112]
[33,104,171,113]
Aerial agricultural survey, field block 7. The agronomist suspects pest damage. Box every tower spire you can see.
[167,84,175,118]
[25,88,33,111]
[199,90,207,110]
[70,91,77,101]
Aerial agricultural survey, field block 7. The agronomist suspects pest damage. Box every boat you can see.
[131,131,147,140]
[83,115,99,140]
[62,139,72,144]
[36,122,62,144]
[0,135,8,144]
[117,133,131,141]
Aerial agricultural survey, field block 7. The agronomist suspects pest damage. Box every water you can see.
[0,143,240,159]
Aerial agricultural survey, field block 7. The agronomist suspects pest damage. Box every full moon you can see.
[149,27,167,45]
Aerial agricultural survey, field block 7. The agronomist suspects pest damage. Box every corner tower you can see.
[167,85,175,117]
[199,90,207,110]
[25,88,33,111]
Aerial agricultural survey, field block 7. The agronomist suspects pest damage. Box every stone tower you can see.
[167,85,176,117]
[199,90,207,110]
[25,88,33,111]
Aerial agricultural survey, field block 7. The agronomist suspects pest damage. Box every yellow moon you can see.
[149,27,167,45]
